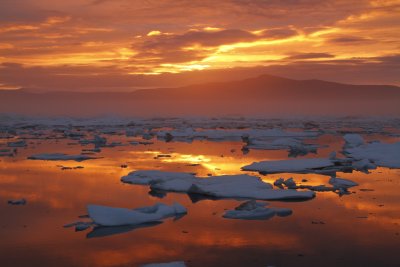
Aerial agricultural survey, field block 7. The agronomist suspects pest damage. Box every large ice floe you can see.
[241,157,352,175]
[223,200,292,220]
[88,202,187,227]
[121,170,315,200]
[65,202,187,236]
[343,138,400,169]
[28,153,97,162]
[243,137,320,157]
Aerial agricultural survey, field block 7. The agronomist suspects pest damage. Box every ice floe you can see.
[28,153,97,162]
[242,158,351,175]
[87,202,187,227]
[65,202,187,237]
[344,141,400,168]
[329,177,358,188]
[244,137,319,157]
[343,133,365,148]
[122,170,315,200]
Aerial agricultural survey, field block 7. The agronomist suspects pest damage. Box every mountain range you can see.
[1,74,398,116]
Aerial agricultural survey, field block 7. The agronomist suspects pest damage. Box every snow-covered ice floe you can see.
[65,202,187,236]
[343,133,365,149]
[141,262,186,267]
[244,137,320,157]
[273,176,358,196]
[344,141,400,169]
[241,157,351,175]
[87,202,187,227]
[121,170,315,200]
[28,153,97,162]
[223,200,292,220]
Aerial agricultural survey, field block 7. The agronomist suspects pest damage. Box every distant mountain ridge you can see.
[1,74,399,116]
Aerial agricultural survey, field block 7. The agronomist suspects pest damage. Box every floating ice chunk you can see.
[63,221,92,231]
[344,141,400,168]
[7,140,27,147]
[223,200,292,220]
[275,208,293,217]
[8,199,27,205]
[87,202,187,227]
[224,207,276,220]
[242,158,338,174]
[273,178,284,188]
[141,262,186,267]
[28,153,97,162]
[122,171,315,200]
[329,177,358,188]
[343,134,364,149]
[122,170,196,185]
[246,138,319,157]
[282,178,297,189]
[79,135,107,147]
[352,159,377,172]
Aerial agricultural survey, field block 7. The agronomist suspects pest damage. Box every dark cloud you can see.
[327,35,373,44]
[259,28,298,39]
[286,53,335,60]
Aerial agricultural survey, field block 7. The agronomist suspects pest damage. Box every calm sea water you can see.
[0,130,399,267]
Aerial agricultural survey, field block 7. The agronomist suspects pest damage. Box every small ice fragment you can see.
[275,208,293,217]
[273,178,284,188]
[343,134,364,148]
[329,177,358,189]
[7,140,27,147]
[8,199,27,205]
[283,178,297,189]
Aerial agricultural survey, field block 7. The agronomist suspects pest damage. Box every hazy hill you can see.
[1,74,399,116]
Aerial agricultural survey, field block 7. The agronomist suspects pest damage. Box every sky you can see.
[0,0,399,91]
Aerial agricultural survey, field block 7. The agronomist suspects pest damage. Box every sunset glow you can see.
[0,0,399,91]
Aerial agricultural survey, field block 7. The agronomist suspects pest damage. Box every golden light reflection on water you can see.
[0,136,399,266]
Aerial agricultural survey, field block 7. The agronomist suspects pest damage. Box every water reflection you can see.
[0,134,399,267]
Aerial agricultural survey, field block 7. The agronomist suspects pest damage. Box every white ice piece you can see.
[242,158,336,174]
[122,171,315,200]
[87,202,187,227]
